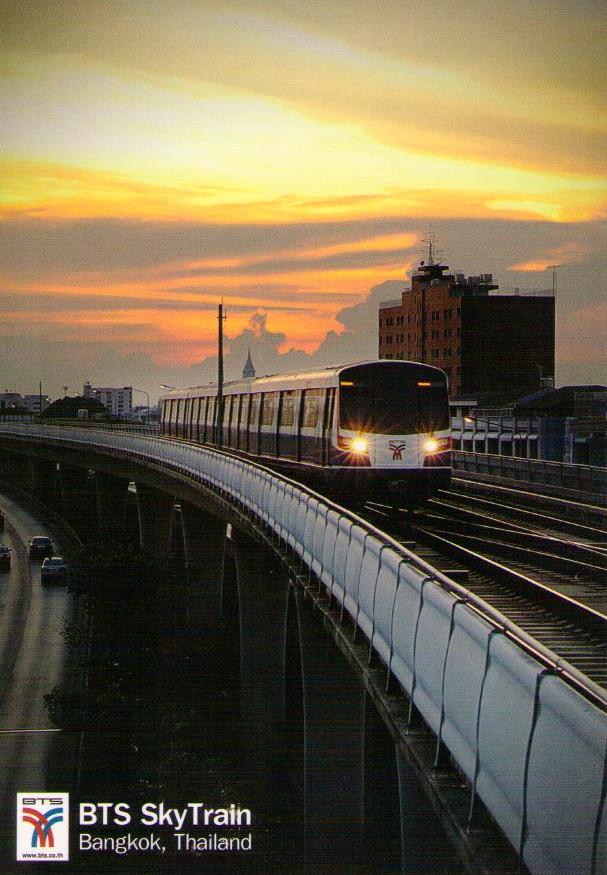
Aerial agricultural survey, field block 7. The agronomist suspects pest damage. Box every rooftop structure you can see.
[379,254,554,401]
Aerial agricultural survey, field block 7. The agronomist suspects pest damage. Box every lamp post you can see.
[133,388,150,424]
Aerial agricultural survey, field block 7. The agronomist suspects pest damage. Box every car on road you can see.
[41,557,68,585]
[29,536,54,559]
[0,545,11,570]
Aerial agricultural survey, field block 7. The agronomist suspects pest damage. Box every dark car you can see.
[0,545,11,570]
[29,536,54,559]
[41,557,68,585]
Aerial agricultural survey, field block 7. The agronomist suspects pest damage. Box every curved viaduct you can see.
[0,422,606,875]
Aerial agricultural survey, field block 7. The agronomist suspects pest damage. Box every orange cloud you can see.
[509,241,592,271]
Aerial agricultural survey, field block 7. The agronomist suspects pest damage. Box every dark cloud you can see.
[0,216,408,276]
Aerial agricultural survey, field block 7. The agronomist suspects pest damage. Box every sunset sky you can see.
[1,0,605,398]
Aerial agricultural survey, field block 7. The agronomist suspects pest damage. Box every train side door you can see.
[321,389,335,465]
[249,394,260,455]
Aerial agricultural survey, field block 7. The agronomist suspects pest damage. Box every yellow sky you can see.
[0,0,605,377]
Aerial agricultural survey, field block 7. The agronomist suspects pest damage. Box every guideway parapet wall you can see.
[0,421,605,875]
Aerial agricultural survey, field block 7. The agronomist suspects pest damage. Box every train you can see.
[160,360,452,507]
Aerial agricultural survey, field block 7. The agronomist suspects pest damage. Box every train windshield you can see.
[338,363,449,435]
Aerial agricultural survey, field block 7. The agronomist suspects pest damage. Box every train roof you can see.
[159,359,447,402]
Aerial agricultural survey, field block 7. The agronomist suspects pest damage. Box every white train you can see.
[160,360,451,507]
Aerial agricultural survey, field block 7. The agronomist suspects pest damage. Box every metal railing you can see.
[1,421,605,875]
[453,450,607,498]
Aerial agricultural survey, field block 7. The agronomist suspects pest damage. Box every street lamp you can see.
[133,388,150,424]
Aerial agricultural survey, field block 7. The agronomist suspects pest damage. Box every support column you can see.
[95,471,130,544]
[231,527,289,733]
[295,586,366,870]
[29,458,57,505]
[180,502,227,628]
[396,748,455,873]
[135,482,174,554]
[58,463,97,534]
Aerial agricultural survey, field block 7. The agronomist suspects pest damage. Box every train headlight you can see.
[424,437,451,454]
[351,437,368,454]
[424,437,439,454]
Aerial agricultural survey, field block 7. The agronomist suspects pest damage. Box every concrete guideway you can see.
[0,421,606,875]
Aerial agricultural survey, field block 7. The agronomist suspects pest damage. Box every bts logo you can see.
[389,441,407,460]
[16,793,69,861]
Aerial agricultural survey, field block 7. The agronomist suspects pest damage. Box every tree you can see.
[41,395,107,419]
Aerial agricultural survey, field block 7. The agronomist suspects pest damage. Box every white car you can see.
[41,557,68,585]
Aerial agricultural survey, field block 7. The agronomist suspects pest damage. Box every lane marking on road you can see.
[0,728,62,734]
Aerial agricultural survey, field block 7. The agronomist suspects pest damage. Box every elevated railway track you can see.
[0,422,605,875]
[365,483,607,694]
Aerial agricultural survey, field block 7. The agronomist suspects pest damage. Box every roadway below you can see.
[0,489,76,873]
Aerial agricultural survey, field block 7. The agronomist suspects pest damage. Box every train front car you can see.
[332,361,451,507]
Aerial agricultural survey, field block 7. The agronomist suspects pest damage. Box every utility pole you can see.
[216,302,227,447]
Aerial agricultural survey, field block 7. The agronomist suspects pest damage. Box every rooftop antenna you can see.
[420,227,445,266]
[427,227,435,265]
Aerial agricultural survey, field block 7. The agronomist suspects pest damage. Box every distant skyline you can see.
[1,0,605,399]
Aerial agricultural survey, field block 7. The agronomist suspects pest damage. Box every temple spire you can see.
[242,349,255,379]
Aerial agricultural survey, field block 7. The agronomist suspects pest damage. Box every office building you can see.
[378,258,554,400]
[83,382,133,418]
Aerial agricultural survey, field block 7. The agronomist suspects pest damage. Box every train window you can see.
[302,389,322,428]
[279,391,296,427]
[250,394,260,426]
[207,397,215,434]
[339,363,449,434]
[239,394,249,430]
[200,398,206,429]
[223,396,231,427]
[260,393,277,426]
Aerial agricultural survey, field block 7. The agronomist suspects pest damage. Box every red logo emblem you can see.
[389,441,407,460]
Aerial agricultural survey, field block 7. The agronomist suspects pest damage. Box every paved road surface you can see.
[0,492,75,872]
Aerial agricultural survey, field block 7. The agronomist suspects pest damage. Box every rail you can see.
[1,421,606,875]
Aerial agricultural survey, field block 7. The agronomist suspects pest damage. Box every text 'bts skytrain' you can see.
[160,360,451,507]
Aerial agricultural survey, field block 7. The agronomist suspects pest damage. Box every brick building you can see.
[378,259,554,399]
